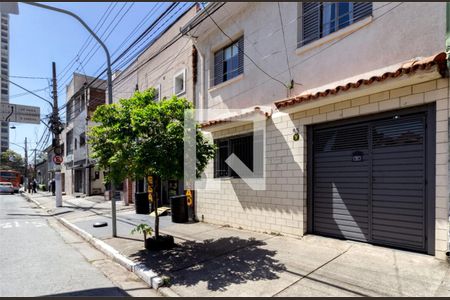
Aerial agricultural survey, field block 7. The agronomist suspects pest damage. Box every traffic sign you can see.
[53,155,63,164]
[0,103,40,124]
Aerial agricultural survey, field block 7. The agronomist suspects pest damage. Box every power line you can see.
[81,3,183,91]
[56,3,119,89]
[199,2,288,89]
[206,2,404,107]
[56,2,116,81]
[77,2,136,72]
[6,78,53,107]
[112,3,189,73]
[277,2,292,83]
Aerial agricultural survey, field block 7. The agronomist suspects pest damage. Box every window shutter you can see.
[214,49,224,86]
[302,2,321,46]
[238,36,244,75]
[353,2,372,22]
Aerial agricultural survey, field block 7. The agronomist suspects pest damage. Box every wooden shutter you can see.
[353,2,372,22]
[237,36,244,75]
[214,49,224,86]
[302,2,321,46]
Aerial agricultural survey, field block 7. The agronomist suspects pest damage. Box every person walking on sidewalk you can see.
[51,179,55,196]
[27,181,32,194]
[32,179,37,193]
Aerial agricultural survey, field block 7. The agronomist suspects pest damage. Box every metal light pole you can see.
[23,2,117,237]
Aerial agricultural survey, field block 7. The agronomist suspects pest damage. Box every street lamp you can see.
[20,2,117,237]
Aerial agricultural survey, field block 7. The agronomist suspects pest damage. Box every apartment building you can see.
[61,73,106,196]
[111,3,198,205]
[0,13,10,153]
[181,2,450,259]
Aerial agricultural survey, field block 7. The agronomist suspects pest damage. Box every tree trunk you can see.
[154,179,159,238]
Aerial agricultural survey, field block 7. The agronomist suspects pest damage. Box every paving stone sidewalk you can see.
[22,191,450,297]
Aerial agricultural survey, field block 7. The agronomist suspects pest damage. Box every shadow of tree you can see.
[129,236,286,291]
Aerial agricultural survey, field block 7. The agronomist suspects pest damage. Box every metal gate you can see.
[309,105,435,254]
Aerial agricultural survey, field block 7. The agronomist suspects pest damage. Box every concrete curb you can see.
[21,193,46,210]
[57,217,163,290]
[21,193,173,294]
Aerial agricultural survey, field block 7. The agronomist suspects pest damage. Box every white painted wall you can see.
[192,2,445,111]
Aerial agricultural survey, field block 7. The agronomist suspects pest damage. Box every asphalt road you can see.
[0,194,128,297]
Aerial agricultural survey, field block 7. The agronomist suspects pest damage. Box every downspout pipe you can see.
[445,2,450,259]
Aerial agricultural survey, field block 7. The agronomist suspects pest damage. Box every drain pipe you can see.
[445,2,450,260]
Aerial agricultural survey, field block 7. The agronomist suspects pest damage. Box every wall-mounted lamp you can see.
[293,127,300,141]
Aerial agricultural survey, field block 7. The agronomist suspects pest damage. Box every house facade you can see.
[111,4,198,205]
[181,2,450,259]
[61,73,106,196]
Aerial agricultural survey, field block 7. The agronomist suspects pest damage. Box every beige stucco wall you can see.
[197,77,450,259]
[193,2,445,111]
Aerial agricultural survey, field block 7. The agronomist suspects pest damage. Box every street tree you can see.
[0,149,25,172]
[88,88,215,245]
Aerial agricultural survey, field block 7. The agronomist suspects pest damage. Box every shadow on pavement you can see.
[41,287,129,297]
[130,236,286,291]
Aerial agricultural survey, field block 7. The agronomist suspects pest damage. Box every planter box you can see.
[145,235,175,250]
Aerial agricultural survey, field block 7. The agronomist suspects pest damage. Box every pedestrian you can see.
[27,181,32,194]
[51,179,56,196]
[32,179,37,193]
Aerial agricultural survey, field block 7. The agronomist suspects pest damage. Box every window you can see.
[213,132,263,178]
[153,84,161,101]
[79,132,86,147]
[173,70,185,95]
[66,130,73,155]
[74,138,78,150]
[300,2,372,47]
[214,36,244,86]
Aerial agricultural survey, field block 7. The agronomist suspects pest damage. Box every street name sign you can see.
[0,103,40,124]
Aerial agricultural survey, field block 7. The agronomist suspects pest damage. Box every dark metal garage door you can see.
[309,105,435,254]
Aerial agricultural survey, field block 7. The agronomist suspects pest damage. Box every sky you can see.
[8,2,192,161]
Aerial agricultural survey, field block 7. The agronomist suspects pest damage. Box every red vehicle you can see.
[0,170,23,193]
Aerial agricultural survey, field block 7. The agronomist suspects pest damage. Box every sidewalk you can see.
[22,191,450,297]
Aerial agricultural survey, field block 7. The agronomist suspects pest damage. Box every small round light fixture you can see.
[293,127,300,141]
[393,115,400,120]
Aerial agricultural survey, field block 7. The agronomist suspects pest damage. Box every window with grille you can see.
[300,2,372,47]
[213,132,263,178]
[213,36,244,86]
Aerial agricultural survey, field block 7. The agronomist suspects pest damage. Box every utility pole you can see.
[24,2,117,237]
[51,62,62,207]
[33,147,36,179]
[24,137,28,183]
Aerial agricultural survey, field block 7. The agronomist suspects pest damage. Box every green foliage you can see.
[131,223,153,238]
[88,88,216,184]
[0,149,24,172]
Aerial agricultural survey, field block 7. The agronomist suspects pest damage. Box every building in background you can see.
[0,13,11,153]
[61,73,106,196]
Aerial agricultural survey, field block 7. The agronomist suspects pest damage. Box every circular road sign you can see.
[53,155,63,165]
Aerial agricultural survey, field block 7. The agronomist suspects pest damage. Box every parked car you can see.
[0,182,14,194]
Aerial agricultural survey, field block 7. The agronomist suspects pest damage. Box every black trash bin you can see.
[170,195,188,223]
[135,192,150,214]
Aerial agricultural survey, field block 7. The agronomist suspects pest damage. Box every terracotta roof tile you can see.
[201,106,272,128]
[274,52,448,109]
